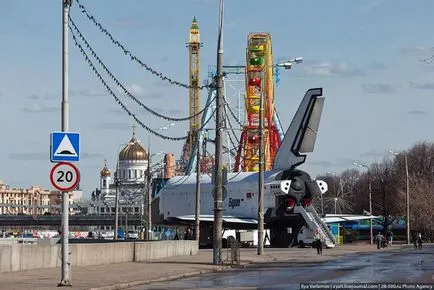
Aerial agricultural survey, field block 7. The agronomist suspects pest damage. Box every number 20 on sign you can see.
[50,162,80,191]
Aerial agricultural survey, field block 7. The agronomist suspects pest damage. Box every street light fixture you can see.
[276,57,304,70]
[388,150,410,245]
[353,162,374,245]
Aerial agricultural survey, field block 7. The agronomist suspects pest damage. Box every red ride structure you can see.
[234,33,280,172]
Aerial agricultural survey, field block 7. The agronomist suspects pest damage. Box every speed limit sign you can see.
[50,162,80,191]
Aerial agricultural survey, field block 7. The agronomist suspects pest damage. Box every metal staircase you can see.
[294,205,336,248]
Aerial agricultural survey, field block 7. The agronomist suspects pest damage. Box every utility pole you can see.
[195,133,201,241]
[114,170,119,240]
[59,0,71,286]
[368,172,373,245]
[147,147,152,240]
[257,69,265,255]
[405,154,410,245]
[213,0,224,265]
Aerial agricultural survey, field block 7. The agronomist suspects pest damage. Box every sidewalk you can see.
[0,243,412,290]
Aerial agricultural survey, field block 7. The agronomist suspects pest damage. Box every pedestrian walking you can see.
[417,233,423,250]
[376,232,382,249]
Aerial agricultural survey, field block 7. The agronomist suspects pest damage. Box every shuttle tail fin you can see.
[272,88,325,170]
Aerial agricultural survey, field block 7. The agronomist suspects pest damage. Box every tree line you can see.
[315,141,434,240]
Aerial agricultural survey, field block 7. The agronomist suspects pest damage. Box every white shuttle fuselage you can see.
[153,88,328,232]
[159,170,284,222]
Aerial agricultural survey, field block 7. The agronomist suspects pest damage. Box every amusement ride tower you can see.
[181,17,202,166]
[234,33,280,172]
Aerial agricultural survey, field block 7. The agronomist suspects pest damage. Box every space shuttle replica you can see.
[152,88,338,248]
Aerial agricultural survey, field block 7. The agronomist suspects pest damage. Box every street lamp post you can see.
[325,172,336,216]
[353,162,373,245]
[333,197,338,215]
[145,123,174,240]
[146,151,164,240]
[114,143,128,240]
[388,150,410,245]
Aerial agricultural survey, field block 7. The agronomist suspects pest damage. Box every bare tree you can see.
[368,159,401,233]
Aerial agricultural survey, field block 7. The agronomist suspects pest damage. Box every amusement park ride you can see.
[180,17,202,166]
[234,33,279,172]
[180,21,302,175]
[156,19,375,248]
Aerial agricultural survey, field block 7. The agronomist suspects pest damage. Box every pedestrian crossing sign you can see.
[50,132,80,162]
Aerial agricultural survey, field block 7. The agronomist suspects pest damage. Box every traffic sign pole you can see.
[59,0,71,286]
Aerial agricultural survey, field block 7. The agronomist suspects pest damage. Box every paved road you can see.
[132,245,434,290]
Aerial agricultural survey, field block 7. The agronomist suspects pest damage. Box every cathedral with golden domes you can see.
[91,129,150,227]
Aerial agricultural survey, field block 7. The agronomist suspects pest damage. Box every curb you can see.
[87,265,234,290]
[86,245,424,290]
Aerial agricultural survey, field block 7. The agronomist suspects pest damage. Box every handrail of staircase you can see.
[307,206,337,244]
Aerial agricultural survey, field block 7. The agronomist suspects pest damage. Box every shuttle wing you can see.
[273,88,325,170]
[169,214,258,229]
[322,214,378,224]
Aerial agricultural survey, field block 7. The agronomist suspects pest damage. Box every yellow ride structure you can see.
[234,33,280,172]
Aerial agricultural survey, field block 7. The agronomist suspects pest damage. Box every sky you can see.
[1,0,434,197]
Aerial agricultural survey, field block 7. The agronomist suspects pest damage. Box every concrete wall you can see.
[0,239,17,245]
[134,240,198,261]
[0,240,198,273]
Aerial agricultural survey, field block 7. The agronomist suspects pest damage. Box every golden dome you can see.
[100,160,111,177]
[119,133,148,161]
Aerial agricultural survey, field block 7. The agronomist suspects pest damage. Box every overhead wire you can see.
[69,24,217,141]
[69,16,213,122]
[74,0,211,90]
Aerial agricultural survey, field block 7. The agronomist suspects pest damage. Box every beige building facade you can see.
[0,180,51,215]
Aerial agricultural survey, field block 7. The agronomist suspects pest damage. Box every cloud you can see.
[112,18,140,30]
[23,104,59,113]
[9,151,103,161]
[302,61,363,77]
[117,84,163,98]
[190,0,214,3]
[153,81,172,88]
[168,109,184,115]
[24,89,104,101]
[335,158,363,168]
[308,161,334,167]
[362,83,399,94]
[96,123,132,131]
[8,153,47,161]
[308,158,364,169]
[81,152,105,160]
[359,0,389,11]
[72,88,105,98]
[146,92,164,99]
[360,149,385,158]
[398,45,434,56]
[107,107,125,116]
[407,109,428,116]
[117,84,145,96]
[409,82,434,90]
[26,94,40,100]
[368,61,387,70]
[0,92,3,98]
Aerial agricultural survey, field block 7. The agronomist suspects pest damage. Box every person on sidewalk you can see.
[314,230,322,255]
[386,231,393,245]
[376,232,382,249]
[417,233,423,250]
